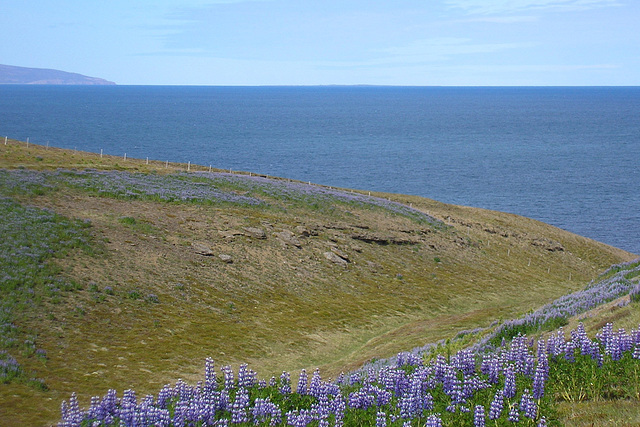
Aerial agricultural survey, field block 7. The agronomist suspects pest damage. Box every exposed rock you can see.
[192,242,214,256]
[351,233,417,246]
[219,230,244,239]
[330,247,350,263]
[275,230,301,247]
[323,251,348,267]
[324,223,350,230]
[219,254,233,263]
[294,225,317,237]
[244,227,267,239]
[350,244,363,253]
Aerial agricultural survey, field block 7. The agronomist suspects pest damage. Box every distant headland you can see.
[0,64,115,85]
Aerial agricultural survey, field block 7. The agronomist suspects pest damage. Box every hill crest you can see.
[0,64,115,85]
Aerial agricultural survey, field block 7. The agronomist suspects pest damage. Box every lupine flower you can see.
[474,405,485,427]
[503,365,516,398]
[489,389,504,420]
[230,387,249,424]
[205,358,216,388]
[532,350,549,400]
[297,369,308,395]
[508,403,520,423]
[424,414,443,427]
[520,389,537,419]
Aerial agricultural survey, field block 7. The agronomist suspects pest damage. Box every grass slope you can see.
[0,139,636,426]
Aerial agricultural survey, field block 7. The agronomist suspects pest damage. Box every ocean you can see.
[1,85,638,255]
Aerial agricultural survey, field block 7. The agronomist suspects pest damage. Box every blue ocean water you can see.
[1,85,638,254]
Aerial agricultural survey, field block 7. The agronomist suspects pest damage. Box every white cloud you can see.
[453,15,538,23]
[445,0,620,15]
[376,37,530,61]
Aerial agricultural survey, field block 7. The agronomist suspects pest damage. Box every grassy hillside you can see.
[0,139,636,426]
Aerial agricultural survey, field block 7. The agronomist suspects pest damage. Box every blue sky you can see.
[2,0,638,85]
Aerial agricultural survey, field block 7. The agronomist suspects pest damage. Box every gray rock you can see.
[244,227,267,239]
[219,230,244,239]
[192,242,214,256]
[323,251,348,267]
[275,230,301,247]
[219,254,233,263]
[330,247,350,263]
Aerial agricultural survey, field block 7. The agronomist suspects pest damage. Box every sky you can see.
[2,0,639,85]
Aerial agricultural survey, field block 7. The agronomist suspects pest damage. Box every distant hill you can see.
[0,64,115,85]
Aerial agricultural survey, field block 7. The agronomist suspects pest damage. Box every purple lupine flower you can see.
[474,405,486,427]
[348,388,375,410]
[286,408,313,427]
[423,392,434,411]
[398,393,417,419]
[230,387,249,424]
[481,354,501,384]
[598,323,614,355]
[221,365,234,389]
[376,411,387,427]
[508,403,520,422]
[312,392,330,426]
[488,389,504,420]
[219,388,230,412]
[633,344,640,360]
[59,392,83,427]
[330,395,346,427]
[532,349,549,400]
[252,398,281,426]
[538,416,548,426]
[279,371,291,395]
[309,368,323,399]
[297,369,308,395]
[205,358,216,388]
[451,349,476,376]
[425,414,443,427]
[503,365,516,399]
[237,363,256,388]
[520,389,537,419]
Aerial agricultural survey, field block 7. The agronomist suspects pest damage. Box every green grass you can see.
[0,140,637,426]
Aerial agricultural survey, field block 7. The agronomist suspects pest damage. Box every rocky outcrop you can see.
[244,227,267,239]
[275,230,301,247]
[323,251,348,267]
[219,254,233,263]
[192,242,215,256]
[351,233,418,246]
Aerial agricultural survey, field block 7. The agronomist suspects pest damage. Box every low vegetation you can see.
[0,139,637,426]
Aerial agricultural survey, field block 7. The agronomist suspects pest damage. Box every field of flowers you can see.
[0,168,443,226]
[1,160,637,426]
[58,261,640,427]
[0,194,92,388]
[58,319,640,426]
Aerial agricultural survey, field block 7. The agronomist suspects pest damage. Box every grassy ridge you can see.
[0,139,636,426]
